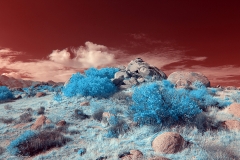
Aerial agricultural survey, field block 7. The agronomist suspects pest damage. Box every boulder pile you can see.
[112,58,167,89]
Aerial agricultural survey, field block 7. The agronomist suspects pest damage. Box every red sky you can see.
[0,0,240,86]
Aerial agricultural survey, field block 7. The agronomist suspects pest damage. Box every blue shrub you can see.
[130,80,232,127]
[0,86,14,101]
[7,130,37,155]
[105,129,119,138]
[84,67,119,79]
[108,116,119,126]
[77,148,86,155]
[53,92,62,102]
[63,67,119,98]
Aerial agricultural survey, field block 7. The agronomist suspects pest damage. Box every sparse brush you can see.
[92,108,104,122]
[4,104,12,110]
[105,119,129,138]
[37,106,45,115]
[0,146,5,155]
[19,113,32,123]
[16,130,71,156]
[74,109,90,120]
[0,117,14,124]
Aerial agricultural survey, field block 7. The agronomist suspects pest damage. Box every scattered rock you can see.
[225,103,240,118]
[31,115,47,130]
[152,132,186,154]
[14,95,22,100]
[45,119,52,124]
[80,101,90,106]
[148,156,171,160]
[167,71,210,88]
[120,150,143,160]
[57,120,67,127]
[222,120,240,131]
[35,92,46,97]
[225,86,237,90]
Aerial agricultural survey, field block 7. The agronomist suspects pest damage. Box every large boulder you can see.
[167,71,210,88]
[225,103,240,118]
[112,58,167,89]
[152,132,186,154]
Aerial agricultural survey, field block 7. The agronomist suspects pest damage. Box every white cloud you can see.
[48,41,115,68]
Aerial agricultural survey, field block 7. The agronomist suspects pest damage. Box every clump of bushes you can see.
[0,86,14,101]
[63,67,119,98]
[129,80,232,127]
[7,130,71,156]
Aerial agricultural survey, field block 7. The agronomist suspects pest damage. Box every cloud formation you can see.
[48,41,115,68]
[1,43,239,86]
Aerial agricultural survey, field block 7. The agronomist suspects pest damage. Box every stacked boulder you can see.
[112,58,167,89]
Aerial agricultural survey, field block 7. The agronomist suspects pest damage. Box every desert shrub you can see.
[0,86,14,101]
[0,146,5,155]
[130,80,232,127]
[14,130,71,156]
[37,107,45,115]
[77,148,86,156]
[4,104,12,110]
[105,119,129,138]
[19,113,32,123]
[7,130,37,155]
[53,92,62,102]
[74,109,90,120]
[63,67,119,98]
[230,91,240,103]
[0,117,14,124]
[130,80,200,126]
[92,108,104,122]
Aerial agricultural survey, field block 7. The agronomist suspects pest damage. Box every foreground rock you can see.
[113,58,167,89]
[31,115,47,130]
[225,103,240,118]
[152,132,186,154]
[167,71,210,88]
[148,157,170,160]
[222,120,240,131]
[121,150,143,160]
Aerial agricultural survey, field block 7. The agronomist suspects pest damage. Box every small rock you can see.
[77,148,86,156]
[31,115,47,130]
[45,119,51,124]
[80,101,90,106]
[14,95,22,100]
[120,150,143,160]
[152,132,186,154]
[148,156,170,160]
[57,120,67,127]
[35,92,46,97]
[102,112,112,118]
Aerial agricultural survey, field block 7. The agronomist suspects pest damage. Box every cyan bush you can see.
[63,67,119,98]
[0,86,14,101]
[130,80,230,126]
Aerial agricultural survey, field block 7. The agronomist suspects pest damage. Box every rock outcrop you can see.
[112,58,167,89]
[167,71,210,88]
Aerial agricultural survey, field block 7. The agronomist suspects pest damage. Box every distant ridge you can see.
[0,75,63,88]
